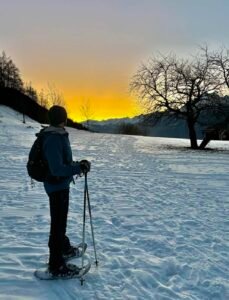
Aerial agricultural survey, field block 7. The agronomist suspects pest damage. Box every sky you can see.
[1,0,229,121]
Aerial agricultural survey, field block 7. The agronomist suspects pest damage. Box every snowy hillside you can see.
[0,105,229,300]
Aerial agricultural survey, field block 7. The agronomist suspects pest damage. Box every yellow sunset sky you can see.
[1,0,229,122]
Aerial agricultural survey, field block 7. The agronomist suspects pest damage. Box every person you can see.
[40,105,90,277]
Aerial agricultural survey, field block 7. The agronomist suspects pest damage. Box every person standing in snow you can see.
[40,105,90,277]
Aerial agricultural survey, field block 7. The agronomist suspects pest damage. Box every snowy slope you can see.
[0,105,228,300]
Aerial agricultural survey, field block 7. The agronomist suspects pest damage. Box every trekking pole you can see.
[80,172,87,286]
[85,172,98,266]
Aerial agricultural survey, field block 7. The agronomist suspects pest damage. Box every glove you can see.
[80,160,91,174]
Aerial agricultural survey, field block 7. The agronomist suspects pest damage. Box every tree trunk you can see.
[199,136,211,149]
[187,119,198,149]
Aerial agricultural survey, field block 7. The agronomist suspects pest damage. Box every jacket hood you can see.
[36,126,68,137]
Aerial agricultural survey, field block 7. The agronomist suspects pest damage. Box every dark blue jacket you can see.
[40,126,81,194]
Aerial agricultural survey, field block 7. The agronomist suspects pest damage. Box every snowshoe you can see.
[34,261,91,280]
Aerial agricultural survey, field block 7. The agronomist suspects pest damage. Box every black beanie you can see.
[48,105,67,126]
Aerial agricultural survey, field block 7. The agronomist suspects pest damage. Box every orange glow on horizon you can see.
[66,94,142,122]
[23,58,142,122]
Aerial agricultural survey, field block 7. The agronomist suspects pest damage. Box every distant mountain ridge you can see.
[84,99,229,139]
[83,115,203,139]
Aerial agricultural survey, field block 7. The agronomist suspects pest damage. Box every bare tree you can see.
[131,49,227,149]
[46,83,65,107]
[80,98,94,128]
[207,47,229,89]
[37,88,49,108]
[36,83,65,109]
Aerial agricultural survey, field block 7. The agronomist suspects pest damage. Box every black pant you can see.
[48,188,71,271]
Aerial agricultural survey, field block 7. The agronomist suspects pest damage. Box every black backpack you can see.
[27,133,49,182]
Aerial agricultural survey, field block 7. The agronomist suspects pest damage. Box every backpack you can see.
[27,133,49,182]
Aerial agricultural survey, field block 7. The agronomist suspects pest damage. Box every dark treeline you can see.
[0,87,86,130]
[0,87,48,123]
[0,51,23,92]
[0,51,86,130]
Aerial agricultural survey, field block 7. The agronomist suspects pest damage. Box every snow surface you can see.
[0,105,228,300]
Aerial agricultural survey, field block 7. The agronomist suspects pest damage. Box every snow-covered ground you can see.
[0,105,228,300]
